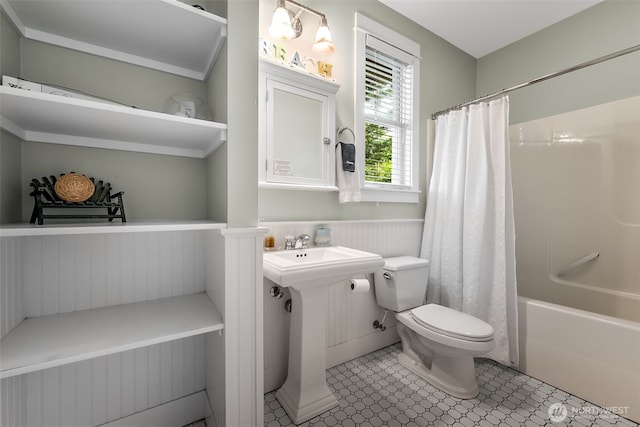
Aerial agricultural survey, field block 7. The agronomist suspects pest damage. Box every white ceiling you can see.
[379,0,604,58]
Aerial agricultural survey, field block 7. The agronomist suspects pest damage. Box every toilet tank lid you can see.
[383,256,429,271]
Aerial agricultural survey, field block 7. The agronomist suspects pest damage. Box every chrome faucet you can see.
[294,234,310,250]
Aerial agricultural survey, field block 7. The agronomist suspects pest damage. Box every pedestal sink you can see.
[263,246,384,424]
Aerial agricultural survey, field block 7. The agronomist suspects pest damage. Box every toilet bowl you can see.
[374,256,494,399]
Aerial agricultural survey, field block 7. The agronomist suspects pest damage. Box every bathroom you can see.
[0,1,639,427]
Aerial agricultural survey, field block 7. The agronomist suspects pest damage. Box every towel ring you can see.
[336,126,355,147]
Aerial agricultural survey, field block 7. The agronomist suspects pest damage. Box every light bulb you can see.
[269,3,295,40]
[312,16,335,55]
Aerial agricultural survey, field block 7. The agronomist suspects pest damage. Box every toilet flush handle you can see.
[383,272,392,280]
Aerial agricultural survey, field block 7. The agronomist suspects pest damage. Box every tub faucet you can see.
[294,234,310,249]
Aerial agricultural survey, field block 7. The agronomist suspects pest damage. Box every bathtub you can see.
[517,296,640,423]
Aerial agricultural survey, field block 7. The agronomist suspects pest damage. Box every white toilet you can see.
[374,256,495,399]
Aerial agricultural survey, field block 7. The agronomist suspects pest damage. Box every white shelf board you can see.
[0,0,227,80]
[0,220,227,237]
[0,293,223,379]
[0,86,227,158]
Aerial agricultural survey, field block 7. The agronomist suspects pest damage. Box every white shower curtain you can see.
[420,96,519,367]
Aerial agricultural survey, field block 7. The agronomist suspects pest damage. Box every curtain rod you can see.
[431,44,640,120]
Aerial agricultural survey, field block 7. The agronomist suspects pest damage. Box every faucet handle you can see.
[284,235,295,250]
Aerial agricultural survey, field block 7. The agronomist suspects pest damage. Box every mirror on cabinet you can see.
[259,59,340,190]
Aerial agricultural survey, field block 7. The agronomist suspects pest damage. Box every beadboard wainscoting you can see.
[215,227,268,427]
[1,226,267,427]
[2,231,207,327]
[2,337,207,427]
[261,219,424,393]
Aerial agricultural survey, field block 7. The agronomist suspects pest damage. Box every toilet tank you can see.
[374,256,430,312]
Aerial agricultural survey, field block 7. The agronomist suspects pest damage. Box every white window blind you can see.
[364,34,415,187]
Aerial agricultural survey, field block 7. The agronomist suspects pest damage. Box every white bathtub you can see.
[517,296,640,423]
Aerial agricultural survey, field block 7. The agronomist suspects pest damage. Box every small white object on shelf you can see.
[0,292,223,379]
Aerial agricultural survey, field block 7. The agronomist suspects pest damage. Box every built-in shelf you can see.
[0,220,227,237]
[0,86,227,158]
[0,293,223,379]
[0,0,226,80]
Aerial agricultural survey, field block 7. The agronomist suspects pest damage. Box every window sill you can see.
[259,181,338,192]
[360,187,420,203]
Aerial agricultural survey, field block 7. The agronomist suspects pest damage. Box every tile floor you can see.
[264,344,638,427]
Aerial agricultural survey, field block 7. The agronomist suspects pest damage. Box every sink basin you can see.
[263,245,384,424]
[263,246,384,289]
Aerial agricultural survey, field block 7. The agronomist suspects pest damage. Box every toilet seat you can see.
[409,304,494,342]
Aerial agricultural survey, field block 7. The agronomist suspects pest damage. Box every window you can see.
[355,13,420,203]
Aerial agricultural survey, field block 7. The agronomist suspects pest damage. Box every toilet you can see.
[374,256,495,399]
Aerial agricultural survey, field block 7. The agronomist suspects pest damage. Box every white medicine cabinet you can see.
[259,59,340,190]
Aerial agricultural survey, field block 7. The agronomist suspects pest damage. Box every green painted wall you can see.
[21,142,208,221]
[226,0,259,227]
[0,6,233,224]
[15,39,212,222]
[206,2,229,223]
[257,0,476,221]
[0,130,22,223]
[0,12,22,223]
[477,0,640,125]
[4,0,636,226]
[0,11,19,78]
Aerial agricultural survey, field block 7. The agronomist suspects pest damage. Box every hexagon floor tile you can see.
[264,344,637,427]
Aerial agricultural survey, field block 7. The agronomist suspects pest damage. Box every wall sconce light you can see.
[268,0,336,55]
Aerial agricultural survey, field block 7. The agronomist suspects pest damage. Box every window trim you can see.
[355,13,421,203]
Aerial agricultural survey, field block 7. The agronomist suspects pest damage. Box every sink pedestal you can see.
[263,246,384,424]
[276,285,338,424]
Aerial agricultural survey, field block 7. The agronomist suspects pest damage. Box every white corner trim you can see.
[355,12,421,58]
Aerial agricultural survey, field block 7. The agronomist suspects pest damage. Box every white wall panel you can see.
[262,219,423,258]
[1,375,26,427]
[205,229,227,427]
[1,229,221,427]
[1,237,23,338]
[10,231,207,322]
[3,337,205,427]
[211,228,266,427]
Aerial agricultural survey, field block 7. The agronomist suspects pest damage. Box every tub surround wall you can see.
[262,219,423,392]
[510,96,640,322]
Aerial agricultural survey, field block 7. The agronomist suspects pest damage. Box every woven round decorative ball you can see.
[54,173,95,202]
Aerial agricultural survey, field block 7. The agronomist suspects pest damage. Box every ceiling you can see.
[379,0,604,58]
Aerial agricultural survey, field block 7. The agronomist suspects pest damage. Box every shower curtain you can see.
[420,96,519,366]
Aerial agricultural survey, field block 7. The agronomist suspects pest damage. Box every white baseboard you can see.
[326,328,400,368]
[100,391,210,427]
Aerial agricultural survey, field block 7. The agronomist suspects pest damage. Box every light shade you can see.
[312,15,335,55]
[269,1,295,40]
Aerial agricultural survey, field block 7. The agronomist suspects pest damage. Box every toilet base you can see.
[397,351,479,399]
[396,320,487,399]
